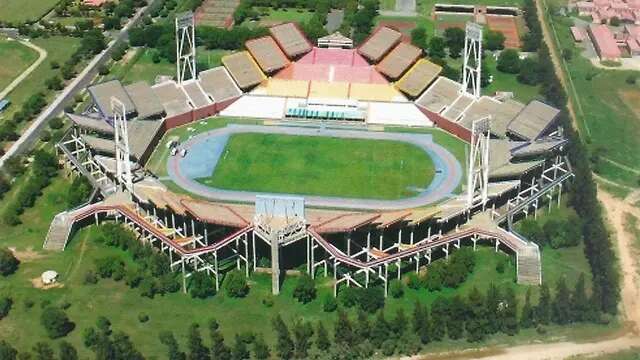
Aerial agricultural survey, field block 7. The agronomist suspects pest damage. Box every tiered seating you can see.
[221,51,266,90]
[198,67,242,103]
[357,26,402,63]
[269,22,313,58]
[376,42,422,80]
[245,36,289,73]
[395,59,442,98]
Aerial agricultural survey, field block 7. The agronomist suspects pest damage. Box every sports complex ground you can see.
[166,124,463,210]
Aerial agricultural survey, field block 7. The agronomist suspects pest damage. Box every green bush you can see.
[223,270,249,298]
[389,279,404,298]
[292,274,316,304]
[0,248,19,276]
[0,297,12,319]
[138,313,149,323]
[323,294,338,312]
[40,307,74,339]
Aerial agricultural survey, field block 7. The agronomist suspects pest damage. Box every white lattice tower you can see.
[175,11,196,84]
[111,97,133,193]
[461,22,483,99]
[467,117,491,207]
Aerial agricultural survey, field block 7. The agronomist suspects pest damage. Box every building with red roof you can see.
[588,24,623,60]
[576,0,640,24]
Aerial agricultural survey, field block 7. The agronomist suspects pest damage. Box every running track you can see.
[167,124,462,210]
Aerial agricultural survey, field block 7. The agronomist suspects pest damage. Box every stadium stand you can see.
[375,42,422,80]
[182,80,211,108]
[87,80,136,118]
[357,27,402,63]
[253,79,310,98]
[152,81,193,128]
[222,51,266,90]
[245,36,290,73]
[67,113,114,134]
[507,100,560,141]
[127,120,165,163]
[395,59,442,98]
[269,22,313,58]
[198,67,242,106]
[349,83,405,102]
[415,76,461,114]
[309,81,350,99]
[458,97,524,138]
[489,139,543,179]
[125,82,165,119]
[442,94,475,121]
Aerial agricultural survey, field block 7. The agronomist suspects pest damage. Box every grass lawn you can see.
[0,36,81,127]
[0,0,59,24]
[0,168,617,357]
[242,7,312,26]
[381,0,396,10]
[0,37,39,91]
[545,10,640,186]
[201,133,435,199]
[484,55,541,103]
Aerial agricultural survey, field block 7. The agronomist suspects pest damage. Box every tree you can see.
[520,288,535,329]
[334,310,354,345]
[497,49,521,73]
[412,301,431,344]
[316,321,330,351]
[189,271,215,299]
[536,282,551,325]
[0,247,19,276]
[209,319,231,360]
[40,307,74,339]
[0,297,12,319]
[501,286,519,336]
[443,27,465,58]
[292,321,313,359]
[253,334,270,359]
[159,331,186,360]
[485,29,506,51]
[424,261,445,291]
[553,277,572,325]
[45,76,63,90]
[272,315,293,359]
[293,274,316,303]
[323,294,338,312]
[428,36,446,59]
[354,310,370,342]
[0,340,18,360]
[446,295,467,340]
[32,342,54,360]
[610,16,621,26]
[389,279,404,298]
[58,341,78,360]
[231,335,249,360]
[357,287,385,313]
[430,297,447,341]
[370,311,390,348]
[186,324,209,360]
[571,273,591,322]
[485,283,501,334]
[411,26,427,49]
[224,270,249,298]
[80,29,107,55]
[466,287,488,342]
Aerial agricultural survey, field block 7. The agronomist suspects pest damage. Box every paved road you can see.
[0,1,157,170]
[167,124,463,211]
[0,39,47,100]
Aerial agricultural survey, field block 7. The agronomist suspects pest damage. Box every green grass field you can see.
[0,0,59,24]
[0,38,39,91]
[0,36,81,126]
[484,55,541,103]
[200,133,435,199]
[544,10,640,187]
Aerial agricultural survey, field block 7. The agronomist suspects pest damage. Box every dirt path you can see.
[0,39,47,100]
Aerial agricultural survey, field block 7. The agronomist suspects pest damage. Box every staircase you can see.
[43,203,98,251]
[516,245,542,285]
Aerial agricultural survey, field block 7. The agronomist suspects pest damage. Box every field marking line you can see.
[0,39,48,100]
[602,157,640,175]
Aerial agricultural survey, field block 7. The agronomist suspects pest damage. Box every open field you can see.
[0,38,39,91]
[0,36,81,127]
[241,7,312,27]
[484,55,541,103]
[0,172,614,357]
[0,0,59,24]
[199,133,435,199]
[544,10,640,187]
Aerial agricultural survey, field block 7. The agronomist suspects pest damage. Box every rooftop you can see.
[357,27,402,63]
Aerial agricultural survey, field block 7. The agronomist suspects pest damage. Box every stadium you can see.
[47,13,573,296]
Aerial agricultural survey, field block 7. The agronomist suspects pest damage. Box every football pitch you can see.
[197,133,436,200]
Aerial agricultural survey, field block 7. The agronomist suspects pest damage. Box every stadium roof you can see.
[182,80,211,108]
[199,67,242,102]
[66,113,114,134]
[357,27,402,63]
[415,76,461,114]
[127,119,164,161]
[222,51,266,90]
[511,138,567,158]
[245,36,289,73]
[87,80,136,118]
[124,81,164,119]
[269,22,313,58]
[181,199,250,227]
[152,81,192,116]
[81,134,115,155]
[442,94,475,121]
[507,100,560,140]
[458,97,525,137]
[489,139,543,179]
[395,59,442,98]
[376,42,422,80]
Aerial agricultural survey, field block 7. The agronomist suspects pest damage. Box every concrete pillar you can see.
[346,233,351,256]
[252,231,256,271]
[181,258,187,294]
[244,234,249,277]
[270,233,281,295]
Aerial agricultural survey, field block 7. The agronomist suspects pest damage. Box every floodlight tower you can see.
[175,11,196,84]
[112,97,134,194]
[461,22,483,99]
[467,117,491,207]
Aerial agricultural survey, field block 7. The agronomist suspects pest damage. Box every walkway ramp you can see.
[43,201,102,251]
